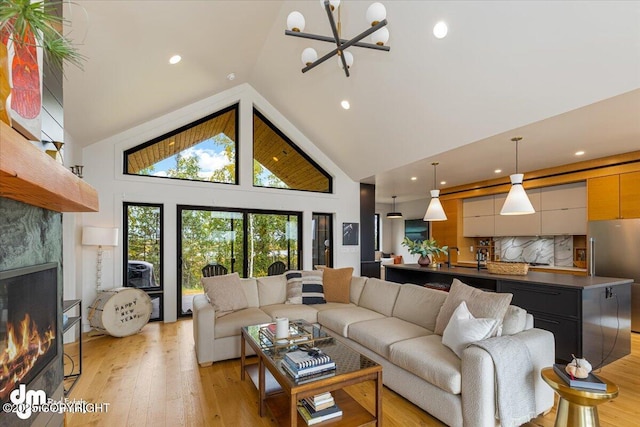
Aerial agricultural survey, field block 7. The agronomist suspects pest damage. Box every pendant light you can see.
[500,137,535,215]
[423,162,447,221]
[387,195,403,219]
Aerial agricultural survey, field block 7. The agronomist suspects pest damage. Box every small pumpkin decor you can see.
[565,354,593,379]
[401,236,448,268]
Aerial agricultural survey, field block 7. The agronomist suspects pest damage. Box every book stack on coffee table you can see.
[297,391,342,425]
[282,349,336,380]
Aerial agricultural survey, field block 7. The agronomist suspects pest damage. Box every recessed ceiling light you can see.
[575,151,585,156]
[169,55,181,65]
[411,177,417,181]
[227,73,236,81]
[440,181,446,185]
[273,156,279,162]
[341,100,350,110]
[494,169,502,174]
[433,21,448,39]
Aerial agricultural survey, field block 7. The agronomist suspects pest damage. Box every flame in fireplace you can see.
[0,314,55,401]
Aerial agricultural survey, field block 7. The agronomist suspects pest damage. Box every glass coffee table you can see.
[241,319,382,426]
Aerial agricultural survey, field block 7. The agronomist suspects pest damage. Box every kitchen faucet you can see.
[447,247,460,268]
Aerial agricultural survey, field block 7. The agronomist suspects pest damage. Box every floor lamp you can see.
[82,227,119,291]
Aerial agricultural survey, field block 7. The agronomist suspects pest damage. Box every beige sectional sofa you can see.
[192,272,555,427]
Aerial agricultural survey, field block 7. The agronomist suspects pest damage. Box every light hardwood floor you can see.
[65,320,639,427]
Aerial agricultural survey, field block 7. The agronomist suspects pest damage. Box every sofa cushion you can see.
[285,271,324,304]
[434,278,512,336]
[322,267,353,303]
[350,276,367,305]
[240,277,260,308]
[392,284,447,331]
[358,278,401,317]
[214,307,273,338]
[501,305,528,335]
[348,317,430,359]
[311,302,355,312]
[442,301,497,358]
[317,306,385,337]
[389,334,462,395]
[257,275,287,306]
[259,303,319,324]
[202,273,248,318]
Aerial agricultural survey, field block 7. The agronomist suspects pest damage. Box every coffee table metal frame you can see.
[241,320,382,426]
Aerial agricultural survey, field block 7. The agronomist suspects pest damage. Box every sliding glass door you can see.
[178,206,301,316]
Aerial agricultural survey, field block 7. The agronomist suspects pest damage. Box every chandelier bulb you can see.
[366,2,387,27]
[301,48,318,66]
[320,0,341,12]
[371,27,389,46]
[337,51,354,69]
[287,11,305,32]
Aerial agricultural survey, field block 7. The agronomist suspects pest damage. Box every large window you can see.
[253,108,332,193]
[124,104,238,184]
[178,206,301,316]
[123,202,163,321]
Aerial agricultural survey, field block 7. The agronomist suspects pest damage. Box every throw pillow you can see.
[285,271,325,304]
[442,301,497,358]
[201,272,248,318]
[322,267,353,303]
[434,278,512,336]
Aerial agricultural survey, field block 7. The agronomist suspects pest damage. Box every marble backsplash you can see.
[495,236,573,267]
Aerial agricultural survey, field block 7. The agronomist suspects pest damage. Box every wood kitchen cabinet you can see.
[540,182,587,235]
[620,171,640,218]
[588,173,640,220]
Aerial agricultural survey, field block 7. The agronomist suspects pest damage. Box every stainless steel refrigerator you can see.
[588,219,640,332]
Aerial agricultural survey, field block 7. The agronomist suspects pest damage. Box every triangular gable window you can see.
[253,108,332,193]
[124,104,238,184]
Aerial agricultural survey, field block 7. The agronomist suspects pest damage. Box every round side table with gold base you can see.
[541,367,619,427]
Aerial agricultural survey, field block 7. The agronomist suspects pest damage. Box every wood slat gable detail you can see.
[253,113,330,193]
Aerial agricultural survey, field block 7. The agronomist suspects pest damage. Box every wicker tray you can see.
[486,262,529,275]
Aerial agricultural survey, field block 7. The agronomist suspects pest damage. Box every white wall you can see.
[77,84,360,329]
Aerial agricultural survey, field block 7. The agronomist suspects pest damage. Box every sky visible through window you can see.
[149,136,230,180]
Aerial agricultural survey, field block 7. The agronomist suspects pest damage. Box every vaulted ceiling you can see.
[63,1,640,203]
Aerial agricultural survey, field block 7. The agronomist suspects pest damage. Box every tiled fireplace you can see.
[0,197,64,427]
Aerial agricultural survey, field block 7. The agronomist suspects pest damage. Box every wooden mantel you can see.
[0,121,99,212]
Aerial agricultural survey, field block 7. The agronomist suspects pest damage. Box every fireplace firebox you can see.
[0,263,58,403]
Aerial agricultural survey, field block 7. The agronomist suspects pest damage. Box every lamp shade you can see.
[387,195,403,219]
[500,174,535,215]
[287,11,305,32]
[424,190,447,221]
[82,227,119,246]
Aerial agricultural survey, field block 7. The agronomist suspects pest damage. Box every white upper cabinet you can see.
[463,195,495,217]
[463,183,587,237]
[540,182,586,210]
[540,182,587,235]
[463,195,495,236]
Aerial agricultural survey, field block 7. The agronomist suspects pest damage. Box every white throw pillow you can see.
[442,301,497,358]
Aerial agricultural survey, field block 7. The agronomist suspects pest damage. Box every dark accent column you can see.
[360,183,380,277]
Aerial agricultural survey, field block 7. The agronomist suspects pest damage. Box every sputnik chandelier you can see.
[285,1,390,77]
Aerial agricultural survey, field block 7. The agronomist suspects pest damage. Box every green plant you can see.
[401,236,448,259]
[0,0,85,72]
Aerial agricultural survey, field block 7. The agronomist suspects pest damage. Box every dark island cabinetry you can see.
[385,264,632,366]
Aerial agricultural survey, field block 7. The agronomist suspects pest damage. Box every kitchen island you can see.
[385,264,632,366]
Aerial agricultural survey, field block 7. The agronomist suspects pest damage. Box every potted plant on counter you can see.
[401,237,448,268]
